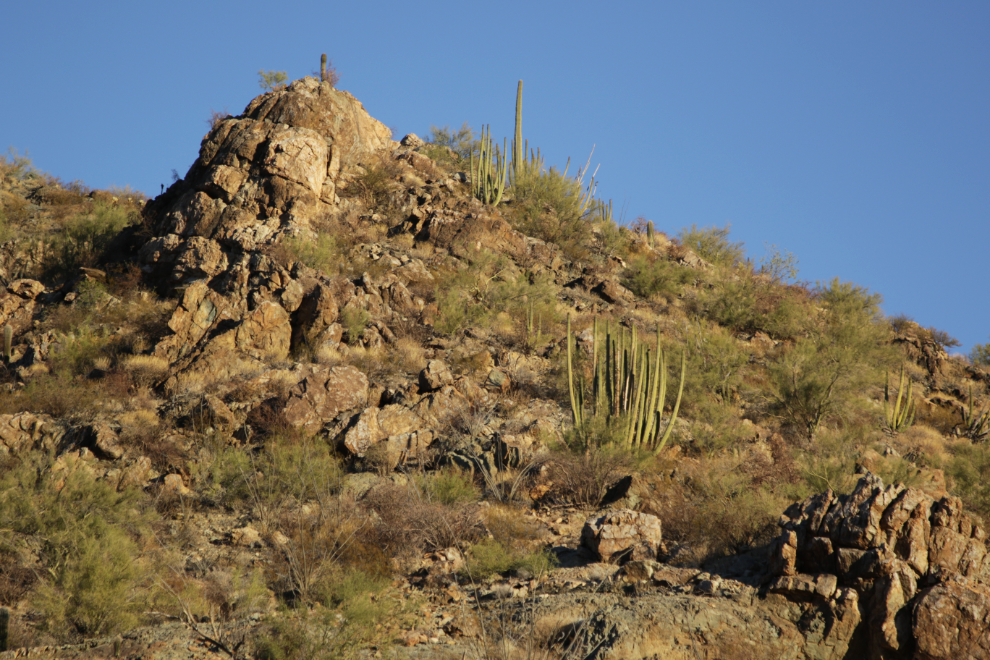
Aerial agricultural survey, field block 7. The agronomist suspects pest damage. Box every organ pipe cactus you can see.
[567,315,686,453]
[962,385,990,442]
[470,125,506,206]
[883,366,915,433]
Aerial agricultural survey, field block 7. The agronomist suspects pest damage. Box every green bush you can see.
[283,233,340,275]
[434,251,561,340]
[768,278,894,439]
[969,338,990,367]
[423,123,478,166]
[946,442,990,520]
[415,468,478,505]
[43,202,137,282]
[678,224,745,268]
[507,163,593,261]
[0,454,157,639]
[259,70,289,91]
[622,255,695,300]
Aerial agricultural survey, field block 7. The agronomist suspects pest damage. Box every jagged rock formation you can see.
[769,472,990,659]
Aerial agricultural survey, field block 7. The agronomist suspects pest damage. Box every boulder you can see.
[283,364,369,432]
[580,509,663,563]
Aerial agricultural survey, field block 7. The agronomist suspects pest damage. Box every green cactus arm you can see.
[654,351,686,454]
[567,315,582,431]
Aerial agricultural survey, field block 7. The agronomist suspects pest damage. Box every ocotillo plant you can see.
[3,324,11,363]
[567,315,686,454]
[883,366,915,433]
[470,125,506,206]
[961,385,990,442]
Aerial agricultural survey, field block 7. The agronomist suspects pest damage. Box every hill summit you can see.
[0,76,988,659]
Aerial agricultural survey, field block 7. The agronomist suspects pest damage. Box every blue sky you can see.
[2,1,988,353]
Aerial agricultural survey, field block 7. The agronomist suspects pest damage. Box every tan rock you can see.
[235,301,291,360]
[913,579,990,660]
[580,509,662,562]
[283,364,369,432]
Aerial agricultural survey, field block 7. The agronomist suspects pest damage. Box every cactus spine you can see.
[567,316,686,453]
[470,125,506,206]
[883,366,915,432]
[320,53,327,82]
[3,324,11,363]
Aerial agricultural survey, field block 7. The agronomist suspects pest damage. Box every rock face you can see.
[769,472,990,660]
[140,77,392,379]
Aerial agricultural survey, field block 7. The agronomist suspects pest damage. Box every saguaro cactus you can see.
[320,53,327,82]
[512,80,523,181]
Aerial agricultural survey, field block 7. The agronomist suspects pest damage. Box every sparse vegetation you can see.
[1,75,986,660]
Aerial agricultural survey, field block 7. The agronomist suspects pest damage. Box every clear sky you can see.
[2,1,988,353]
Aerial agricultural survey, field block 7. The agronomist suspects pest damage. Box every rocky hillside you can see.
[0,76,989,659]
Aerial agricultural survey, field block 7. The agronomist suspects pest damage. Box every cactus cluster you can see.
[883,366,915,433]
[567,316,685,454]
[962,386,990,441]
[470,125,506,206]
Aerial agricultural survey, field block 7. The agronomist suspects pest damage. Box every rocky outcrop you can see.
[769,472,990,659]
[0,412,64,455]
[581,509,663,562]
[282,364,369,433]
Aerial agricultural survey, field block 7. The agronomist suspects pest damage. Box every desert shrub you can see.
[757,243,799,284]
[42,202,137,282]
[969,338,990,367]
[423,123,477,166]
[363,483,483,559]
[0,454,157,639]
[259,70,288,91]
[946,442,990,520]
[0,147,36,182]
[415,467,479,505]
[340,306,370,344]
[767,278,895,440]
[256,571,412,660]
[544,444,631,508]
[699,273,811,339]
[678,224,745,268]
[683,322,751,406]
[641,454,786,561]
[622,254,696,301]
[434,251,561,341]
[347,154,403,214]
[507,163,593,261]
[282,233,339,275]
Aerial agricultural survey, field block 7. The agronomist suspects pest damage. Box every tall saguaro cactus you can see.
[512,80,523,181]
[320,53,327,82]
[567,316,686,454]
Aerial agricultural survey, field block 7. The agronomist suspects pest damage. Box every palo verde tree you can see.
[768,278,895,440]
